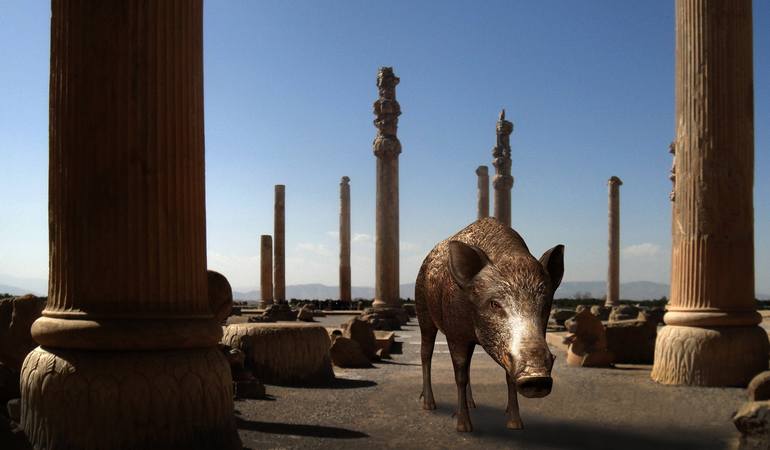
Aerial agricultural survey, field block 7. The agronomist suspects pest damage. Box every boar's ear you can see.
[448,241,490,288]
[539,245,565,292]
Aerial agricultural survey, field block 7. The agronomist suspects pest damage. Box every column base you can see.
[21,346,240,450]
[651,325,769,387]
[362,307,408,330]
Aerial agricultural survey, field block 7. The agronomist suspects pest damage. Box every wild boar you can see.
[415,217,564,432]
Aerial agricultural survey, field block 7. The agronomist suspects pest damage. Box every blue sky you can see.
[0,1,768,294]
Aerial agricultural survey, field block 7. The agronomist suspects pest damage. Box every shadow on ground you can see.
[236,417,368,439]
[433,403,727,450]
[267,377,377,390]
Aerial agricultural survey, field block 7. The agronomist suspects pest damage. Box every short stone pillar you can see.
[260,235,274,308]
[274,184,286,303]
[339,176,352,304]
[476,165,489,219]
[20,2,239,448]
[605,176,622,307]
[492,110,514,227]
[651,0,768,387]
[367,67,404,327]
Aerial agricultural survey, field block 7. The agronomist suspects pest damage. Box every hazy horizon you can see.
[1,2,768,293]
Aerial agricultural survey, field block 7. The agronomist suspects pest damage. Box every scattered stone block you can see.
[748,372,770,401]
[329,336,373,368]
[640,307,665,326]
[550,309,575,327]
[296,305,315,322]
[609,305,640,322]
[590,305,611,321]
[733,400,770,448]
[403,304,416,317]
[342,317,377,360]
[604,318,657,364]
[208,270,233,324]
[564,310,613,368]
[222,323,334,384]
[0,294,45,372]
[262,303,297,322]
[575,304,590,314]
[374,330,396,359]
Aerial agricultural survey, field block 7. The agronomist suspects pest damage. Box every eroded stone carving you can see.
[492,110,514,227]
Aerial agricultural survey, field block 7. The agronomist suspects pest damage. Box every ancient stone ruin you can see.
[339,176,352,304]
[475,165,489,219]
[492,110,514,227]
[605,176,622,307]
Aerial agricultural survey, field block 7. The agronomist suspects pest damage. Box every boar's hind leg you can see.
[449,341,474,432]
[505,372,524,430]
[419,318,437,410]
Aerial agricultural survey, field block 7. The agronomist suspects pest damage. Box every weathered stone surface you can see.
[260,235,273,308]
[491,110,514,227]
[604,318,657,364]
[605,176,622,307]
[476,165,489,219]
[329,336,373,368]
[550,309,575,327]
[590,305,611,321]
[733,401,770,442]
[609,305,639,322]
[208,270,233,324]
[0,295,45,372]
[339,176,352,303]
[7,398,20,422]
[641,307,665,326]
[342,317,377,360]
[361,309,401,331]
[262,303,297,322]
[748,371,770,402]
[575,304,590,314]
[297,305,315,322]
[222,323,334,384]
[403,304,416,317]
[374,330,395,359]
[564,310,613,368]
[274,185,286,303]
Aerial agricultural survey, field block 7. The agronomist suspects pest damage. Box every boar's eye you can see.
[489,300,503,311]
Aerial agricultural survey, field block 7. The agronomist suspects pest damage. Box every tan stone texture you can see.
[21,1,237,447]
[475,165,489,219]
[221,323,334,384]
[339,176,352,303]
[492,110,514,227]
[260,235,274,307]
[652,0,767,386]
[605,176,622,307]
[274,185,286,302]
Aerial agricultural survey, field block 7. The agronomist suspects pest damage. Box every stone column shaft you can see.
[22,1,238,448]
[274,185,286,303]
[476,166,489,219]
[651,0,767,387]
[340,176,352,303]
[492,110,514,227]
[606,176,622,307]
[260,235,273,308]
[372,67,402,311]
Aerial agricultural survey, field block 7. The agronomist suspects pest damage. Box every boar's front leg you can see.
[505,373,524,429]
[448,341,474,432]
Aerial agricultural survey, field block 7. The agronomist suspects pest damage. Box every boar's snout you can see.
[516,375,552,398]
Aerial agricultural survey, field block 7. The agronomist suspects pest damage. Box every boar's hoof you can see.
[456,415,473,432]
[421,398,436,410]
[506,418,524,430]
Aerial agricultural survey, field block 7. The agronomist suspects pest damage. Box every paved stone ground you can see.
[235,315,746,449]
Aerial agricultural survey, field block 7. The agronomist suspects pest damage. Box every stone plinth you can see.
[20,2,238,448]
[260,235,273,308]
[475,166,489,219]
[221,323,334,385]
[492,110,514,227]
[651,0,767,387]
[340,176,352,303]
[274,185,286,303]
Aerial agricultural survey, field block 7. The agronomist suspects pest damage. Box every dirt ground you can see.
[235,315,746,450]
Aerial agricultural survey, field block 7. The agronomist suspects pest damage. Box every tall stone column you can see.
[651,0,767,387]
[492,110,514,227]
[366,67,404,329]
[605,176,622,307]
[339,176,352,304]
[260,235,274,308]
[476,166,489,219]
[20,2,239,448]
[274,184,286,303]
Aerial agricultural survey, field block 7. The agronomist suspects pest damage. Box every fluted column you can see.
[476,166,489,219]
[651,0,767,387]
[370,67,402,319]
[605,176,622,307]
[339,176,352,303]
[492,110,514,227]
[274,185,286,303]
[260,235,274,308]
[21,2,239,448]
